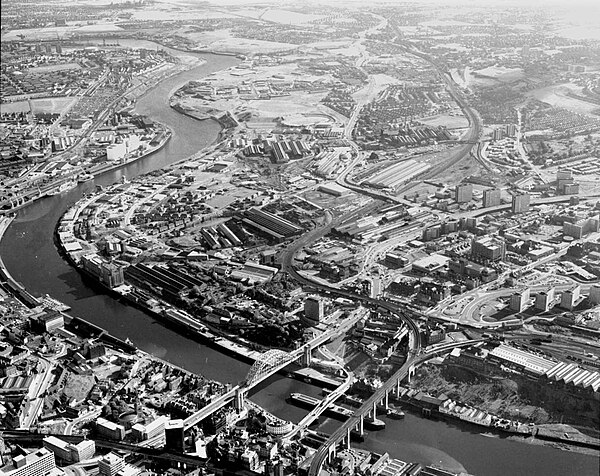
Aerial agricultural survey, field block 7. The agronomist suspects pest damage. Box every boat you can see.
[386,407,405,419]
[78,173,94,183]
[365,418,386,430]
[345,394,364,406]
[46,179,77,196]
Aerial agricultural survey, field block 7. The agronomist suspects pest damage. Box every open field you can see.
[0,97,77,115]
[0,23,124,41]
[418,113,469,129]
[527,83,600,116]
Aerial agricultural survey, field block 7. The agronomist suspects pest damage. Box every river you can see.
[0,43,598,476]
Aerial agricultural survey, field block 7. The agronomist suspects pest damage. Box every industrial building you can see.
[80,254,125,289]
[362,159,430,191]
[242,208,303,242]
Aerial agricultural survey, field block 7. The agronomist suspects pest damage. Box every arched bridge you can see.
[245,349,295,387]
[183,328,339,430]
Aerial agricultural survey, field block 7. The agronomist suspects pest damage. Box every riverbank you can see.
[0,216,137,355]
[388,384,600,456]
[88,127,172,177]
[53,188,344,390]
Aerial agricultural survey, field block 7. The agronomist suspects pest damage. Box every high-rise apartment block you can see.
[455,183,473,203]
[560,285,581,311]
[510,288,531,312]
[511,193,530,214]
[535,288,555,312]
[483,188,501,208]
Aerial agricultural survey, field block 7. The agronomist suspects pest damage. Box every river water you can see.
[0,44,597,476]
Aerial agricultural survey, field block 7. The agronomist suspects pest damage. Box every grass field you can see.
[0,96,77,114]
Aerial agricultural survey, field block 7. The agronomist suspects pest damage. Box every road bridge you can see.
[182,325,346,430]
[308,339,485,475]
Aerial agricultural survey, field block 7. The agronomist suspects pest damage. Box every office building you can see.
[455,183,473,203]
[370,276,381,298]
[483,188,501,208]
[303,296,324,325]
[510,288,530,312]
[0,448,60,476]
[96,418,125,441]
[43,436,71,463]
[240,449,260,471]
[43,436,96,463]
[68,440,95,463]
[535,288,555,312]
[471,237,506,263]
[560,285,581,311]
[563,215,600,239]
[131,415,169,442]
[422,224,441,241]
[98,453,124,476]
[511,193,530,214]
[589,284,600,304]
[164,419,185,453]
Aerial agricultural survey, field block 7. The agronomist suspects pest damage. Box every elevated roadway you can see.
[308,339,485,476]
[182,322,355,430]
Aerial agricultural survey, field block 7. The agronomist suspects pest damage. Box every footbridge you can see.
[308,339,485,476]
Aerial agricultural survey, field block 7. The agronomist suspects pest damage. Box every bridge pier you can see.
[345,428,351,450]
[383,392,389,410]
[395,379,401,398]
[234,387,245,412]
[358,415,364,436]
[327,445,336,463]
[301,344,312,367]
[407,365,415,383]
